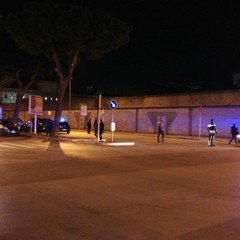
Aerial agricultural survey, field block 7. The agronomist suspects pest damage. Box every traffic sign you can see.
[109,100,117,109]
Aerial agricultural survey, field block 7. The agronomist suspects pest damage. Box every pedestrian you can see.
[229,123,239,144]
[100,119,104,140]
[87,118,91,134]
[45,116,53,141]
[94,118,98,137]
[207,119,217,147]
[157,118,164,142]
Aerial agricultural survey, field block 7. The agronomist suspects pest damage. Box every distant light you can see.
[45,97,48,100]
[55,98,58,101]
[60,118,65,122]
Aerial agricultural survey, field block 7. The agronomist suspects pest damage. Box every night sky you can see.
[2,1,240,96]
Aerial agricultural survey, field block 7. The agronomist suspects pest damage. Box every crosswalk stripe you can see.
[0,142,35,149]
[0,144,16,149]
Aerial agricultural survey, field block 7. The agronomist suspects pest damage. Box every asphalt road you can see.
[0,130,240,240]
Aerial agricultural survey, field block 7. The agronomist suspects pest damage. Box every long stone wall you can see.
[101,90,240,108]
[82,106,240,137]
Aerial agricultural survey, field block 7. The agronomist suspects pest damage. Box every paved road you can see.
[0,131,239,240]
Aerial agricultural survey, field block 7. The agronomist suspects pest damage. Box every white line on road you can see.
[0,142,35,149]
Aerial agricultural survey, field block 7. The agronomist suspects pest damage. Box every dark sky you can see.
[73,0,240,96]
[2,1,240,96]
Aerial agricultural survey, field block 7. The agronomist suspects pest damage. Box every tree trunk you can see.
[51,51,79,137]
[51,79,69,136]
[12,68,38,122]
[13,89,24,122]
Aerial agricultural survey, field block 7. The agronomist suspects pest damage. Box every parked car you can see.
[0,119,20,136]
[6,117,24,131]
[27,118,52,133]
[59,120,71,134]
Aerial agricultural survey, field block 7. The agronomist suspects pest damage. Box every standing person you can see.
[94,118,98,137]
[87,118,91,134]
[207,119,217,147]
[45,116,53,141]
[100,119,104,140]
[229,123,239,144]
[157,118,164,142]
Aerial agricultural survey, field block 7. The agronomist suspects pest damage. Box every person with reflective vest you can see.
[207,119,217,147]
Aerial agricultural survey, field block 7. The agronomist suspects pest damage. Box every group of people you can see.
[46,116,239,146]
[157,117,239,147]
[45,116,106,141]
[207,119,239,147]
[87,118,104,140]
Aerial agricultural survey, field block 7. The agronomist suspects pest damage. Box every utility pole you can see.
[97,93,102,142]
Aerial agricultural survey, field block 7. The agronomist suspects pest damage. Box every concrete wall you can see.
[101,90,240,108]
[2,90,240,137]
[81,106,240,137]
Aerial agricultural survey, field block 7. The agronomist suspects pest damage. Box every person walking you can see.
[45,116,53,141]
[87,118,91,134]
[100,119,104,140]
[207,119,217,147]
[157,118,164,142]
[229,123,239,144]
[94,118,98,137]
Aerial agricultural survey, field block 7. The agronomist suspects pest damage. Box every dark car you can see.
[28,118,51,133]
[59,121,71,134]
[0,119,20,136]
[6,117,24,131]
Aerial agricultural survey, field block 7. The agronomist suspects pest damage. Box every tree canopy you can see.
[5,1,132,63]
[5,0,133,135]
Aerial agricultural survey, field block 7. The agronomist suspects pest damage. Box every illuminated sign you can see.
[109,100,117,109]
[28,95,43,114]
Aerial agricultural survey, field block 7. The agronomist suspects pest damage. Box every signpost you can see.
[110,100,117,142]
[28,95,43,134]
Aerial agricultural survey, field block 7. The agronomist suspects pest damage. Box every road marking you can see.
[0,143,16,149]
[0,142,35,149]
[104,142,135,146]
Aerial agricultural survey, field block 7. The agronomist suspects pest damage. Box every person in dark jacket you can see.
[100,119,104,140]
[157,118,164,142]
[45,116,53,141]
[87,118,91,134]
[94,118,98,137]
[229,123,239,144]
